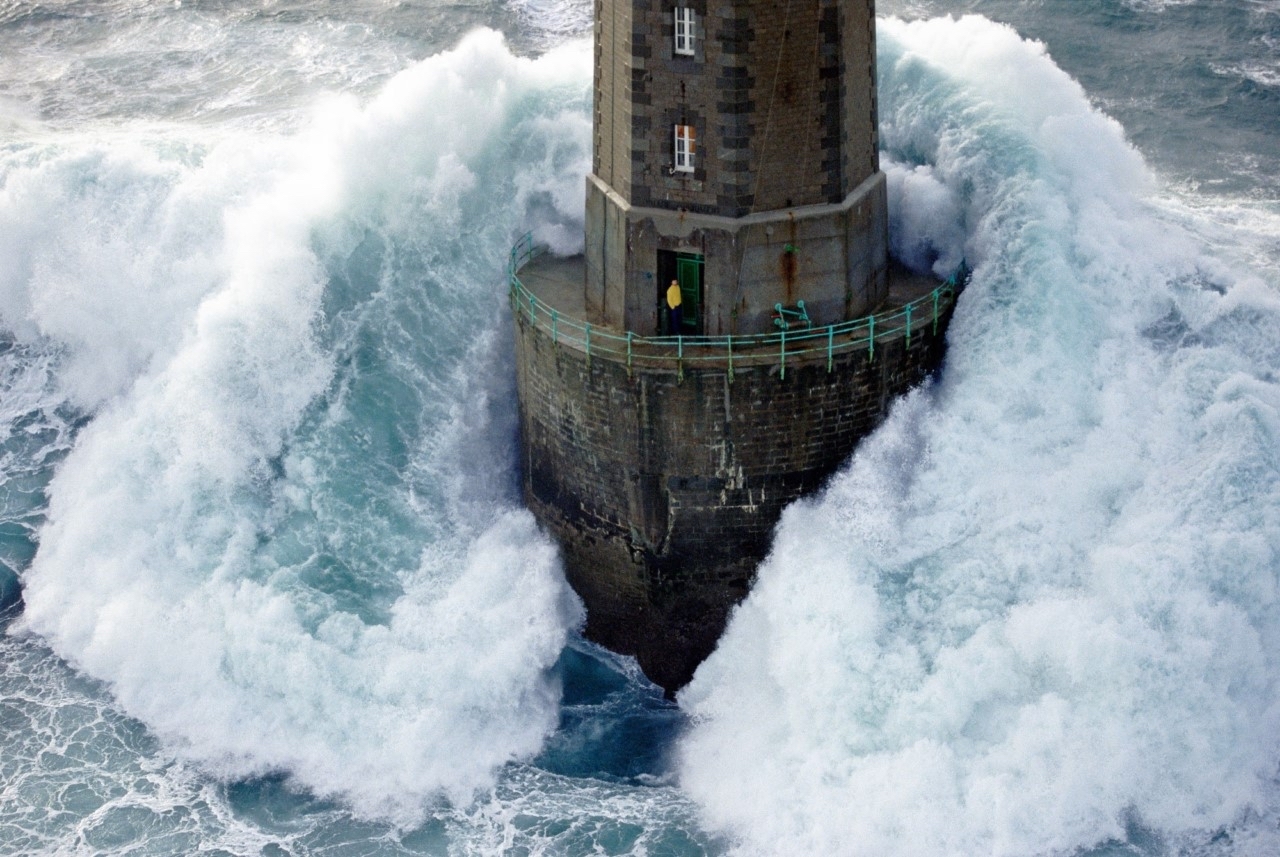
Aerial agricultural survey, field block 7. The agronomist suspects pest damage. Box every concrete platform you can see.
[515,253,588,319]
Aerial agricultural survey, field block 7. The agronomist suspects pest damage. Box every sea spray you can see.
[1,3,1276,853]
[12,30,593,822]
[678,16,1280,857]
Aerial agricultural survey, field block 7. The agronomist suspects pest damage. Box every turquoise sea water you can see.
[1,1,1278,854]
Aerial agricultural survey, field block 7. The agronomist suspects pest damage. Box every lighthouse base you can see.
[512,266,956,693]
[535,519,756,694]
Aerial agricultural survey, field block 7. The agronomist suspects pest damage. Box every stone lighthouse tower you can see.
[588,0,887,335]
[510,0,959,693]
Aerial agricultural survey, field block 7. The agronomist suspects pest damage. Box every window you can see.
[674,7,696,56]
[674,124,696,173]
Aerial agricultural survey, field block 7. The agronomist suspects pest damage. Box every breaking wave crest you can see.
[8,30,594,823]
[678,16,1280,857]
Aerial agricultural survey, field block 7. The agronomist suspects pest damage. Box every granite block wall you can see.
[601,0,872,217]
[514,294,952,692]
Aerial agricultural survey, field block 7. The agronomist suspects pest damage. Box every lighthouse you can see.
[510,0,959,693]
[587,0,887,335]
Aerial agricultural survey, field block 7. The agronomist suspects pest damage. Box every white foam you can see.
[883,159,965,277]
[506,0,593,49]
[679,16,1280,856]
[14,30,592,823]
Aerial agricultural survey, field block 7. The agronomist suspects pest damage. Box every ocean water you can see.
[0,1,1277,855]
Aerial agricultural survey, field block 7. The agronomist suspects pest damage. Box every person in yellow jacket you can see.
[666,279,683,335]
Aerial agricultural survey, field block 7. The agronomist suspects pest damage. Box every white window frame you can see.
[674,124,696,173]
[674,7,696,56]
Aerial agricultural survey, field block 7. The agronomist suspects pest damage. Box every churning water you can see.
[1,1,1278,855]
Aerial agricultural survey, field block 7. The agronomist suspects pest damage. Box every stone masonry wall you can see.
[594,0,632,197]
[841,0,879,191]
[514,295,952,691]
[605,171,888,334]
[596,0,875,217]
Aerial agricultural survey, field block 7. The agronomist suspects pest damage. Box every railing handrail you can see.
[508,232,965,374]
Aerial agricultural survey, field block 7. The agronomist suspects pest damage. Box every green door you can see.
[676,253,703,332]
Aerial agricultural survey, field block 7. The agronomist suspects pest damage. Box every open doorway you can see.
[657,249,704,335]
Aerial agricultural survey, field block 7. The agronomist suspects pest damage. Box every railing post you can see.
[552,309,558,345]
[728,336,734,382]
[677,335,684,383]
[933,289,940,334]
[585,322,592,366]
[780,328,787,380]
[905,304,913,347]
[827,325,834,372]
[868,315,875,361]
[627,331,633,378]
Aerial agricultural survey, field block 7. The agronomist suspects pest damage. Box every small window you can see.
[674,124,696,173]
[674,7,696,56]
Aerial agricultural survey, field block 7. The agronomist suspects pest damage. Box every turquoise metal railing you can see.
[508,233,965,378]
